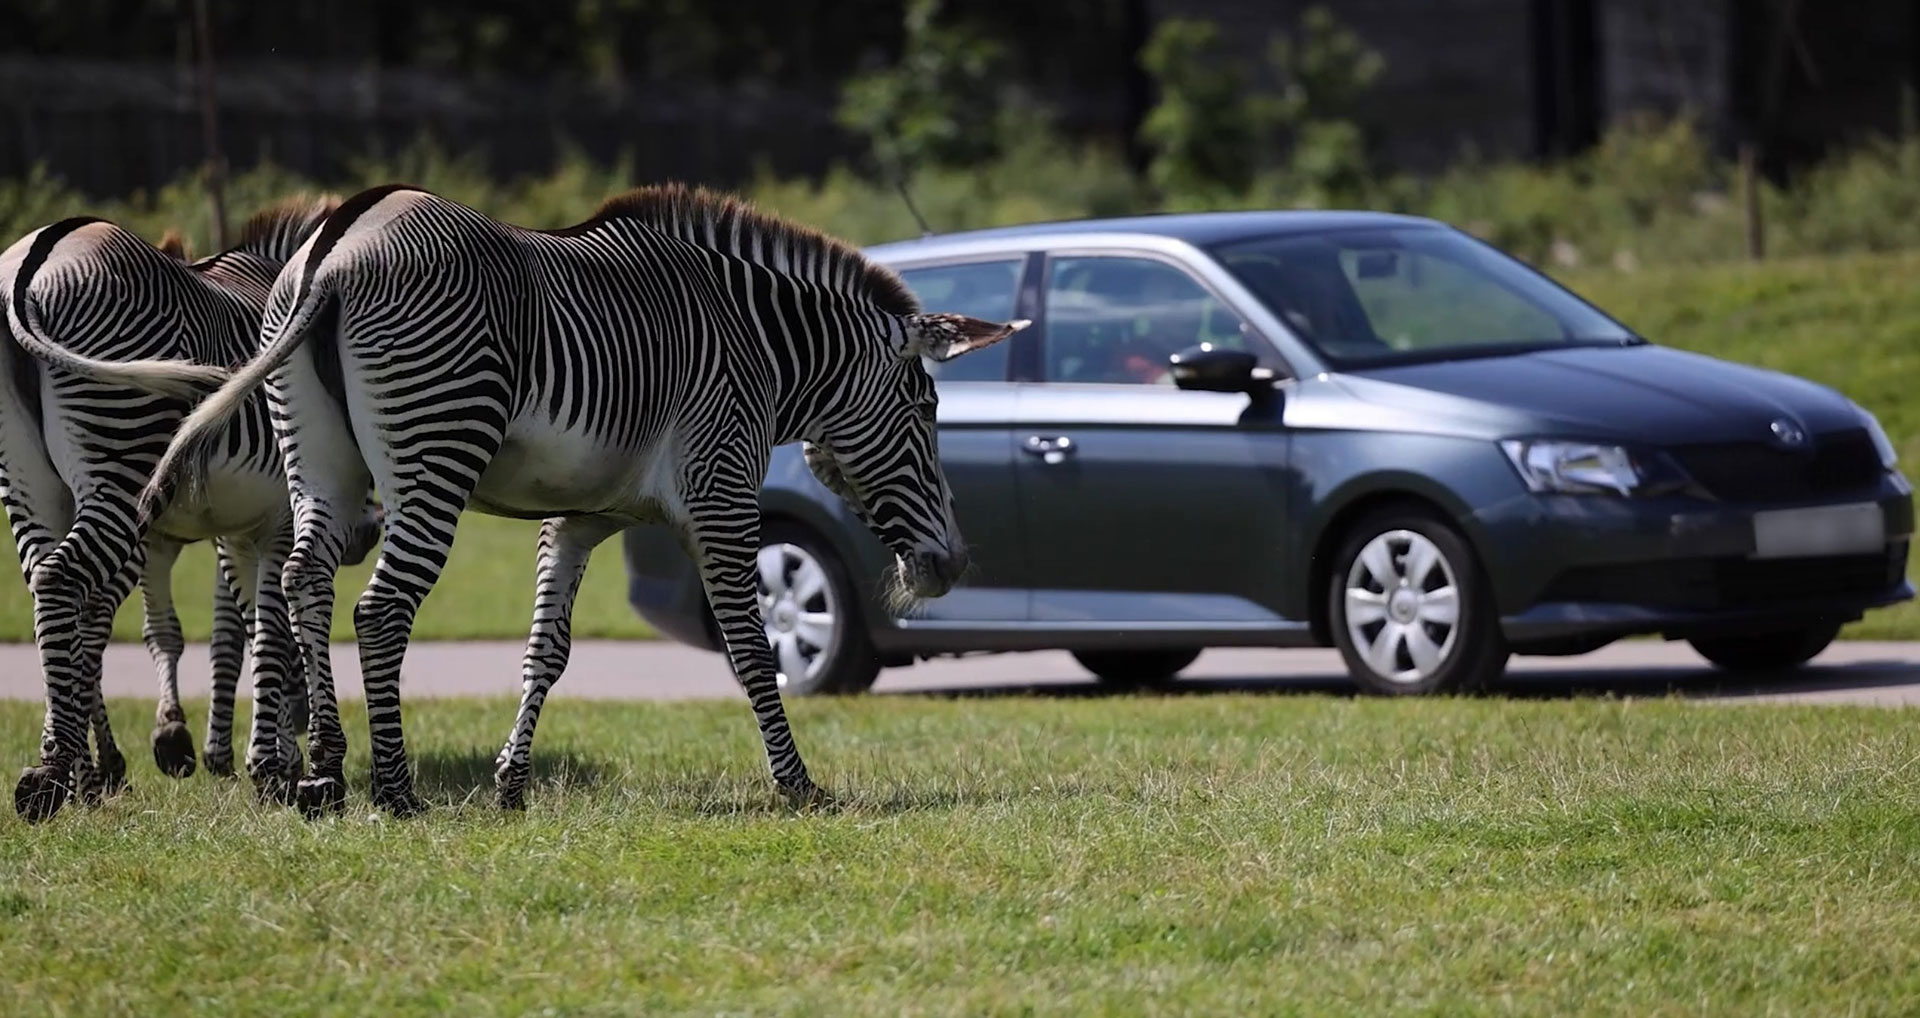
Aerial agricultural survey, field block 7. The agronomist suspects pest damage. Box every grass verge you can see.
[2,693,1918,1015]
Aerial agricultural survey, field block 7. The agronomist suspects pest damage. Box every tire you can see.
[1327,506,1509,696]
[755,522,881,696]
[1689,623,1840,674]
[1072,648,1202,688]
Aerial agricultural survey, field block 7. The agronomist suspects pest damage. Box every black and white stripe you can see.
[141,182,1023,816]
[0,196,365,823]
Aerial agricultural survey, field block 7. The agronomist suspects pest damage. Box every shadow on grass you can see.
[886,658,1920,704]
[403,748,1071,817]
[603,769,1102,819]
[409,745,613,802]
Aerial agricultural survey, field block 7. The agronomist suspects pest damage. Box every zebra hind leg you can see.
[284,499,363,819]
[140,538,196,778]
[77,563,141,801]
[493,515,624,811]
[68,545,142,799]
[352,496,469,819]
[16,498,144,821]
[202,542,248,778]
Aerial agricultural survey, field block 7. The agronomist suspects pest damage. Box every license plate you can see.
[1751,502,1885,559]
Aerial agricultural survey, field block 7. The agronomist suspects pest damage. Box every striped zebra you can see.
[138,182,1024,817]
[1,198,379,822]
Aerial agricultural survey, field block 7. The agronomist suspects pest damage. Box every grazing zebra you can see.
[0,197,369,823]
[138,182,1024,817]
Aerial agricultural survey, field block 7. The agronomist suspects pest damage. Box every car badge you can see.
[1768,417,1808,449]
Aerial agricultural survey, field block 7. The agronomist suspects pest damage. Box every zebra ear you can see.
[157,228,191,261]
[901,314,1031,362]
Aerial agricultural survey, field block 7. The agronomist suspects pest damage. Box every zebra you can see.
[1,196,379,823]
[136,182,1024,817]
[131,227,384,786]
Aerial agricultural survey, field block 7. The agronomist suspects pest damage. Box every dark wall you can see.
[2,0,1915,197]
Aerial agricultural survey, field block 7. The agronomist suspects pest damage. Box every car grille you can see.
[1669,428,1884,502]
[1539,541,1908,612]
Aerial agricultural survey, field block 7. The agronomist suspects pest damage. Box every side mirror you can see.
[1169,343,1277,394]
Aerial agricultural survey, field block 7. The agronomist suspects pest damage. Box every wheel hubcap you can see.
[1343,530,1461,684]
[756,542,840,692]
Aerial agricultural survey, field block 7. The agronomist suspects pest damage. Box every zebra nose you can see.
[909,550,962,596]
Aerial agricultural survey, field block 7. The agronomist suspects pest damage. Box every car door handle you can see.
[1022,435,1076,465]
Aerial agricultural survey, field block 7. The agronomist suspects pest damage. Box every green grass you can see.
[2,694,1919,1015]
[0,513,656,644]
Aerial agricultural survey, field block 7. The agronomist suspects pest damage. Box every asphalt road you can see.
[2,639,1919,706]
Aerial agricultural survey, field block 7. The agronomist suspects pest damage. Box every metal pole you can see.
[192,0,227,250]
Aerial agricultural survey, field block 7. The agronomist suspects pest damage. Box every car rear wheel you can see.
[1688,623,1840,674]
[755,522,881,696]
[1071,648,1201,689]
[1328,508,1509,696]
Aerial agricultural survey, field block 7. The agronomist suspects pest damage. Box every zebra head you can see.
[804,312,1029,601]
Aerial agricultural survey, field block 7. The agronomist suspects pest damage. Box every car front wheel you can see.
[755,523,881,696]
[1328,508,1509,695]
[1688,623,1840,674]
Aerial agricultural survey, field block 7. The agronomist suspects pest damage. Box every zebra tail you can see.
[137,270,333,523]
[4,276,231,401]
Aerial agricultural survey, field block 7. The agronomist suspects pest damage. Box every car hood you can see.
[1319,345,1864,445]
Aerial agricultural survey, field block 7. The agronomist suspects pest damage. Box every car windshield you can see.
[1211,226,1639,368]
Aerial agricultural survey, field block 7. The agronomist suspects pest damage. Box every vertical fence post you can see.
[1739,141,1764,261]
[192,0,227,250]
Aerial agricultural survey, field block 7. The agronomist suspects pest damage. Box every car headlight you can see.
[1500,439,1654,496]
[1854,403,1898,468]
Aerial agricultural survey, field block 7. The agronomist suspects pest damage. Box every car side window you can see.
[1042,255,1256,385]
[895,259,1023,383]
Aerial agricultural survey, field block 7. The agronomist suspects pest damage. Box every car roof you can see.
[863,209,1446,260]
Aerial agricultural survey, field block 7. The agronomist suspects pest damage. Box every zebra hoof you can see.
[295,775,346,819]
[152,722,197,779]
[494,757,528,811]
[778,779,838,813]
[14,765,71,824]
[96,752,129,798]
[250,768,295,807]
[202,748,235,779]
[372,787,428,819]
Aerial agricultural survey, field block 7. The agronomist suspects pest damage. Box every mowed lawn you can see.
[0,247,1915,644]
[3,694,1919,1015]
[0,512,659,643]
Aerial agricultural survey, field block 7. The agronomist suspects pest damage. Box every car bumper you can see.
[1475,474,1915,646]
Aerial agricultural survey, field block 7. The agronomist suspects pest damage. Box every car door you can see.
[893,256,1031,622]
[1014,250,1295,625]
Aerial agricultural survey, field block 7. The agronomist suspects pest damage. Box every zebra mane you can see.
[567,182,921,317]
[230,193,342,266]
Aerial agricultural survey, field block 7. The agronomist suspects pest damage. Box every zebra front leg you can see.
[139,538,196,777]
[494,515,624,811]
[687,501,827,808]
[202,542,248,778]
[222,536,301,804]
